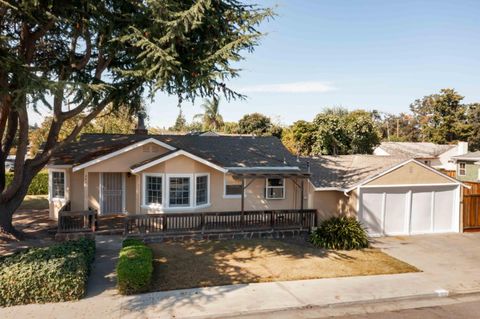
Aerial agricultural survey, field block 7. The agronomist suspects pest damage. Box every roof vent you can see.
[134,110,148,135]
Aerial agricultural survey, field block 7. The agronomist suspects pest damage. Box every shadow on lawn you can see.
[121,239,357,316]
[148,239,355,292]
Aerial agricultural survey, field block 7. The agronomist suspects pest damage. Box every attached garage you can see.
[308,156,465,237]
[356,160,463,236]
[359,185,460,236]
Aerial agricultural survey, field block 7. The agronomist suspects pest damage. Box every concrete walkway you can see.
[1,233,480,319]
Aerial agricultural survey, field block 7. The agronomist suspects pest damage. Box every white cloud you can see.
[238,81,336,93]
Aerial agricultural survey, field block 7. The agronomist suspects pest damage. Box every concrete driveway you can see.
[372,232,480,294]
[1,233,480,319]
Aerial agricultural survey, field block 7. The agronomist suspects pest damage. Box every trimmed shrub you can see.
[122,238,144,248]
[117,241,153,295]
[310,216,369,250]
[6,171,48,195]
[0,238,95,307]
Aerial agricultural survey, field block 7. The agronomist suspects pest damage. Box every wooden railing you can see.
[125,209,317,236]
[58,202,97,233]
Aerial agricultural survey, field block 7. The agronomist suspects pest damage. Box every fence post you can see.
[201,213,205,234]
[270,211,275,230]
[162,215,167,232]
[124,216,129,235]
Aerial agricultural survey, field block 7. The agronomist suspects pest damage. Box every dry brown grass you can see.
[149,239,418,291]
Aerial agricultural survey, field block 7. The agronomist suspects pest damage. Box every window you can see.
[145,175,162,205]
[51,171,65,199]
[169,177,191,207]
[196,175,209,205]
[459,162,466,176]
[224,174,242,196]
[265,178,285,199]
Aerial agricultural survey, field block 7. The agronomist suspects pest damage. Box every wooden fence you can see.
[58,202,97,233]
[125,209,317,236]
[463,182,480,231]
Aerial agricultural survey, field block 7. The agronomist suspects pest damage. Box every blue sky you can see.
[31,0,480,128]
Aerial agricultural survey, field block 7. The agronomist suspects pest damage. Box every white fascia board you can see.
[46,164,72,169]
[72,138,176,172]
[345,158,468,192]
[313,187,346,192]
[225,166,301,171]
[131,150,227,174]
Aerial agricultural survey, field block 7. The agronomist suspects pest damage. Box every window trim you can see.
[195,173,210,207]
[265,178,286,200]
[223,173,243,199]
[142,173,164,208]
[166,173,194,209]
[49,169,67,202]
[458,162,466,176]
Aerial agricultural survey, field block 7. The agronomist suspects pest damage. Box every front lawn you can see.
[18,195,49,210]
[150,239,418,291]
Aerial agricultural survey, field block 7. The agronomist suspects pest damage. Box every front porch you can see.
[56,201,316,238]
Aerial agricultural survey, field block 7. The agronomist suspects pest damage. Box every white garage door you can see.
[359,185,459,236]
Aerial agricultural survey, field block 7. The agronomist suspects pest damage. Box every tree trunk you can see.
[0,195,27,239]
[0,168,37,239]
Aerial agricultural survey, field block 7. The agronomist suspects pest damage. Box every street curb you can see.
[187,289,480,319]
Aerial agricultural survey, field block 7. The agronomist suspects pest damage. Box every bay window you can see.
[168,176,191,207]
[144,174,163,206]
[196,174,209,205]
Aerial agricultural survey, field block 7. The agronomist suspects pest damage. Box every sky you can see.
[30,0,480,128]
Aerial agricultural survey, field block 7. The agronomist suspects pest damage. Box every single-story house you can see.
[48,131,466,237]
[451,151,480,182]
[374,141,468,172]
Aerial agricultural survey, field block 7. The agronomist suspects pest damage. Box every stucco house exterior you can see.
[48,132,466,237]
[374,141,469,172]
[451,151,480,182]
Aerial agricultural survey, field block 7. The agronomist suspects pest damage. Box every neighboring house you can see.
[48,130,466,237]
[451,151,480,182]
[373,141,469,172]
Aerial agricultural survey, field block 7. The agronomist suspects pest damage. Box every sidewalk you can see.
[1,233,479,319]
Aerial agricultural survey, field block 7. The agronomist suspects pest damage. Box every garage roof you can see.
[306,155,408,189]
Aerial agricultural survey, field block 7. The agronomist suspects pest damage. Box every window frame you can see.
[49,169,67,202]
[166,174,194,209]
[223,173,243,198]
[142,173,164,208]
[265,178,286,200]
[458,162,467,176]
[195,173,210,207]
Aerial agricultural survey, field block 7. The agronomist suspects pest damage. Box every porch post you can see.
[83,170,88,210]
[241,177,245,229]
[300,179,304,211]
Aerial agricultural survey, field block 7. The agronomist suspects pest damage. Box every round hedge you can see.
[310,216,369,250]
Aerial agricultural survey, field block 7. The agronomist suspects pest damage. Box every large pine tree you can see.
[0,0,273,236]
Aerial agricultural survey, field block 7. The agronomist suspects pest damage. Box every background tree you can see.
[345,110,381,154]
[193,97,224,131]
[410,89,471,143]
[467,103,480,151]
[378,113,420,142]
[222,121,240,134]
[311,108,380,155]
[170,109,187,132]
[281,120,316,155]
[0,0,273,236]
[238,113,272,135]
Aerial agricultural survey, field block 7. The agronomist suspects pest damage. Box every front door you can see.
[101,173,124,215]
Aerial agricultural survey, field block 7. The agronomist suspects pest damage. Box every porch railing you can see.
[125,209,317,236]
[58,202,97,233]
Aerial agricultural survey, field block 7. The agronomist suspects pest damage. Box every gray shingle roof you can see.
[50,133,302,169]
[451,151,480,161]
[376,142,455,158]
[305,155,409,189]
